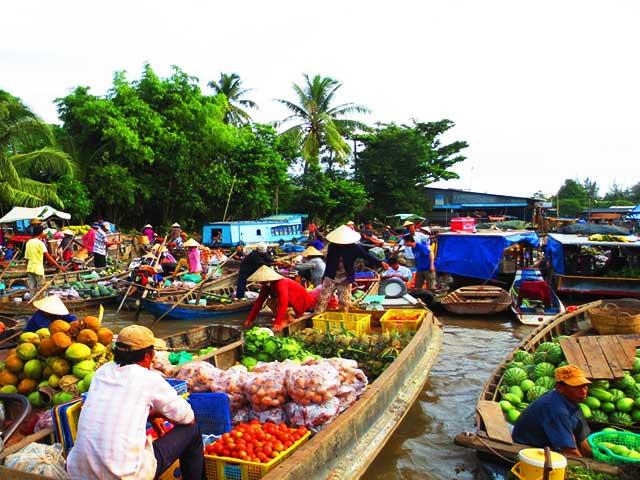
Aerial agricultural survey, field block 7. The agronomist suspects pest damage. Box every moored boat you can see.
[510,268,565,325]
[440,285,511,315]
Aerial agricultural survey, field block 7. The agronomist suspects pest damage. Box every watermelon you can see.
[592,380,610,390]
[509,385,525,400]
[633,358,640,374]
[500,400,514,412]
[524,364,536,380]
[615,373,636,391]
[507,361,525,370]
[534,362,556,380]
[578,403,592,419]
[506,409,520,424]
[536,342,556,353]
[513,351,534,365]
[545,345,564,365]
[533,350,548,364]
[503,367,529,386]
[609,389,625,403]
[601,402,616,414]
[591,410,609,423]
[616,398,635,413]
[583,396,601,410]
[527,386,547,402]
[535,376,555,391]
[609,412,633,426]
[631,409,640,423]
[503,393,522,406]
[520,379,535,392]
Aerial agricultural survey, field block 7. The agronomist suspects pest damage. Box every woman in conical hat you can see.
[183,239,202,274]
[244,266,321,331]
[24,295,78,333]
[315,225,389,313]
[294,246,326,287]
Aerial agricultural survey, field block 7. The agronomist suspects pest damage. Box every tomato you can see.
[222,448,231,457]
[292,433,301,441]
[297,427,307,435]
[270,451,279,458]
[263,445,272,456]
[233,431,243,439]
[273,442,284,452]
[284,440,293,448]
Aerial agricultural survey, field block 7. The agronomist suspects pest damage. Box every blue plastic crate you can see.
[187,392,231,435]
[166,378,188,395]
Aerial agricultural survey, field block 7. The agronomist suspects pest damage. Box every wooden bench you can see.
[559,334,640,379]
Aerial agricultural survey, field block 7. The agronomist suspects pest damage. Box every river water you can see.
[101,307,533,480]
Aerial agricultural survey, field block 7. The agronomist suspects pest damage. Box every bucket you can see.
[511,448,567,480]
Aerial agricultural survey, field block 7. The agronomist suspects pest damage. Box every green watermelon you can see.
[633,358,640,374]
[592,380,610,390]
[545,345,564,365]
[509,385,525,400]
[513,351,534,365]
[609,389,626,403]
[615,373,636,391]
[536,342,556,353]
[591,410,609,423]
[503,393,522,406]
[506,409,520,424]
[503,367,529,386]
[535,376,555,390]
[610,411,633,426]
[533,350,548,364]
[631,409,640,423]
[583,396,601,410]
[534,362,556,380]
[520,379,535,392]
[527,386,547,402]
[578,403,592,419]
[507,361,525,370]
[601,402,616,414]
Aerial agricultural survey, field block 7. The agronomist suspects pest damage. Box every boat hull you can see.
[552,272,640,299]
[141,298,253,320]
[510,268,565,325]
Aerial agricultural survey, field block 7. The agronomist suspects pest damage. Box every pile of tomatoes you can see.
[204,420,308,463]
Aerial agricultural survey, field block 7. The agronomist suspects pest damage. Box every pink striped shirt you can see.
[67,362,194,479]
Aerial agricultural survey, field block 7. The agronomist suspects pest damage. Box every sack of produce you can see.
[318,358,368,396]
[4,443,68,479]
[151,351,178,376]
[243,369,287,411]
[209,366,248,410]
[285,363,340,406]
[249,406,287,424]
[231,407,250,425]
[284,397,340,429]
[175,361,219,392]
[335,385,357,413]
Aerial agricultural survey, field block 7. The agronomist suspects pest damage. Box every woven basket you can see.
[587,299,640,335]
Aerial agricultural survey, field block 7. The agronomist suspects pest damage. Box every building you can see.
[423,187,539,224]
[580,206,634,223]
[201,214,307,247]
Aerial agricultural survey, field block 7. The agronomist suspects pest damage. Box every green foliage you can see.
[208,72,257,126]
[354,120,467,218]
[55,175,92,222]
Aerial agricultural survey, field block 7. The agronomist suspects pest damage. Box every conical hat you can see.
[171,223,181,228]
[326,225,361,245]
[247,265,284,282]
[302,246,323,257]
[183,238,200,248]
[402,220,415,227]
[60,229,74,236]
[33,295,69,316]
[143,224,152,228]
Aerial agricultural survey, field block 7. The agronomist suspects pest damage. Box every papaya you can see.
[49,320,71,335]
[77,329,98,347]
[82,315,101,332]
[97,327,114,346]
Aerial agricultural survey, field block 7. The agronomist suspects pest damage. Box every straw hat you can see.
[60,229,74,236]
[302,246,323,257]
[116,325,166,351]
[33,295,69,316]
[183,238,200,248]
[143,224,152,229]
[402,220,415,227]
[326,225,361,245]
[248,265,284,283]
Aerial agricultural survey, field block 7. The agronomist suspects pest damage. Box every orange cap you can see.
[554,365,591,387]
[116,325,166,351]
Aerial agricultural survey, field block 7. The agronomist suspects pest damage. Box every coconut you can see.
[0,370,19,386]
[5,355,25,373]
[51,332,73,350]
[18,332,41,346]
[17,378,38,395]
[91,343,107,358]
[16,342,38,361]
[27,391,46,407]
[0,385,18,394]
[48,374,60,388]
[38,338,62,357]
[49,357,71,376]
[35,328,51,340]
[49,319,71,335]
[77,378,88,393]
[59,374,80,396]
[77,329,98,347]
[68,320,83,338]
[65,343,91,362]
[97,327,114,346]
[24,359,44,380]
[53,391,74,406]
[42,366,52,377]
[83,371,95,388]
[72,359,96,379]
[82,315,101,332]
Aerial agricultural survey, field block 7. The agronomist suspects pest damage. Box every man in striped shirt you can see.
[67,326,203,479]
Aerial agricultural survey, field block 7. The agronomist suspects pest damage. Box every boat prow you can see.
[510,268,565,325]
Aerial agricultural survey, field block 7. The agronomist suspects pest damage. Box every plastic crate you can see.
[312,311,371,335]
[204,431,311,480]
[380,309,426,333]
[588,430,640,465]
[188,393,232,435]
[166,378,189,395]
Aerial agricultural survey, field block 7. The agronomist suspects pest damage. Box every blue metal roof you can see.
[433,202,528,209]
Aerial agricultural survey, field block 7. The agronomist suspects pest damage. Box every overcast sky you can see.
[2,1,638,198]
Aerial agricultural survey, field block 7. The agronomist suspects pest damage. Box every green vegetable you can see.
[241,356,258,371]
[583,396,601,410]
[578,403,592,419]
[588,387,613,403]
[263,338,280,355]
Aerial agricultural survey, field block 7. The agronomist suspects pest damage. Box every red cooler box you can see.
[450,217,476,233]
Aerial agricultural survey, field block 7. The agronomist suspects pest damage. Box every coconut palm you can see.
[0,90,74,208]
[275,74,369,170]
[208,73,257,126]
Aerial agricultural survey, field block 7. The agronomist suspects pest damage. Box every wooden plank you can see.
[607,336,635,371]
[476,400,512,442]
[618,336,639,368]
[579,336,615,379]
[559,337,592,377]
[596,336,624,378]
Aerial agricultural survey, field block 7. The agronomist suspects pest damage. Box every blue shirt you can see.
[25,311,77,332]
[512,390,583,450]
[411,242,432,272]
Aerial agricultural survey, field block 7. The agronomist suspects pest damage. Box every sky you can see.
[2,1,638,198]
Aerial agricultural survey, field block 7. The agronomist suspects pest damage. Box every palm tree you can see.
[0,90,74,208]
[275,74,369,170]
[208,73,257,126]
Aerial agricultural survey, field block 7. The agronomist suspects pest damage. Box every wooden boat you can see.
[4,266,128,290]
[440,285,511,315]
[510,268,565,325]
[162,324,243,350]
[453,301,636,477]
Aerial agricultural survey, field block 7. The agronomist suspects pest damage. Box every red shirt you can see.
[82,229,96,253]
[246,278,320,326]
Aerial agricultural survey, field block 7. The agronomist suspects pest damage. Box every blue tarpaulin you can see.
[435,232,540,280]
[546,235,565,274]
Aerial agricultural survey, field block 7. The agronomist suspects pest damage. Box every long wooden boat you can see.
[440,285,511,315]
[162,324,243,350]
[454,301,636,477]
[552,272,640,299]
[510,268,565,325]
[4,266,128,290]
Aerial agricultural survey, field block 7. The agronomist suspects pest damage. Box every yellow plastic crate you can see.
[67,401,82,442]
[204,431,311,480]
[312,311,371,335]
[380,309,426,332]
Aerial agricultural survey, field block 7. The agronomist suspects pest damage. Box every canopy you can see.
[557,223,630,235]
[627,205,640,220]
[434,231,540,280]
[0,206,71,224]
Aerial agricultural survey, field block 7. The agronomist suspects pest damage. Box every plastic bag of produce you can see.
[151,351,178,376]
[249,406,287,424]
[169,351,193,366]
[209,366,248,410]
[285,364,340,405]
[4,443,68,479]
[284,397,340,429]
[231,407,250,425]
[175,361,220,392]
[243,369,287,411]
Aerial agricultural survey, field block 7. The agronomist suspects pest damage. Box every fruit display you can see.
[242,327,317,367]
[0,317,114,406]
[204,420,309,464]
[589,428,640,465]
[48,281,119,301]
[292,328,414,380]
[66,225,91,236]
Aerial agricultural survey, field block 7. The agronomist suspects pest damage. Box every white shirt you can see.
[382,265,413,281]
[93,229,108,256]
[67,362,194,480]
[401,231,429,259]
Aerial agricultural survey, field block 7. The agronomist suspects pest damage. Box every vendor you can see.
[168,222,184,249]
[93,222,119,269]
[382,256,412,282]
[398,221,429,267]
[403,235,435,289]
[244,265,321,331]
[142,224,156,243]
[315,225,389,313]
[360,221,384,247]
[236,242,272,299]
[67,325,203,480]
[513,365,593,458]
[295,246,326,287]
[58,228,80,263]
[183,238,202,273]
[81,222,99,255]
[25,295,77,332]
[25,224,65,291]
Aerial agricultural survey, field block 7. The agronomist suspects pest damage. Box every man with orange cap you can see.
[513,365,593,457]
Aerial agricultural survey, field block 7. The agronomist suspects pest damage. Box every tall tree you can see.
[0,90,73,208]
[555,179,588,217]
[354,120,467,217]
[208,73,257,126]
[276,74,369,171]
